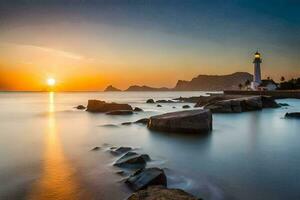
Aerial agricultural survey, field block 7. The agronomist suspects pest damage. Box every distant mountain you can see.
[125,85,171,91]
[174,72,253,91]
[104,85,121,92]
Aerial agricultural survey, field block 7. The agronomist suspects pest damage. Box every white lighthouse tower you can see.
[251,51,262,90]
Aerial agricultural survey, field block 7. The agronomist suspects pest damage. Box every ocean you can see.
[0,91,299,200]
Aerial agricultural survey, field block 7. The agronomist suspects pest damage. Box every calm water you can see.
[0,92,299,200]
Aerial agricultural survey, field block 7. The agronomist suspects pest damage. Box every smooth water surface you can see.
[0,92,299,200]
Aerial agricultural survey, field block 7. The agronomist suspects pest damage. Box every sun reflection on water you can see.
[28,92,82,200]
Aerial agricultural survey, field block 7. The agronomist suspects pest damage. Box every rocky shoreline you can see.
[77,93,294,199]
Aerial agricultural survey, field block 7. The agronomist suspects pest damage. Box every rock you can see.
[114,152,149,169]
[86,99,132,112]
[134,118,149,125]
[116,170,126,176]
[279,103,289,106]
[127,186,199,200]
[173,96,203,103]
[285,112,300,119]
[75,105,86,110]
[106,110,133,115]
[261,96,280,108]
[157,104,162,107]
[146,99,155,103]
[125,168,167,191]
[194,95,250,107]
[204,96,279,113]
[172,106,176,108]
[156,100,175,103]
[104,85,121,92]
[111,147,132,155]
[134,107,143,112]
[122,122,132,125]
[148,109,212,133]
[182,105,190,109]
[91,147,100,151]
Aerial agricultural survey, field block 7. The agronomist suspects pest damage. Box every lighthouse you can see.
[251,51,262,90]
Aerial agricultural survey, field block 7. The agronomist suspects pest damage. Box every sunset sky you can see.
[0,0,299,91]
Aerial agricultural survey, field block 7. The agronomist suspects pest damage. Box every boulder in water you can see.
[114,152,149,169]
[127,186,199,200]
[134,107,143,112]
[86,100,132,112]
[285,112,300,119]
[111,147,132,155]
[75,105,86,110]
[134,118,149,125]
[156,100,175,103]
[146,99,155,103]
[125,168,167,191]
[148,109,212,133]
[204,96,279,113]
[182,105,190,109]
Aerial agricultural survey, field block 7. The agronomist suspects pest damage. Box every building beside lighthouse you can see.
[250,51,277,91]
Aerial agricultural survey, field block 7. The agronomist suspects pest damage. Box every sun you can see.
[47,78,56,86]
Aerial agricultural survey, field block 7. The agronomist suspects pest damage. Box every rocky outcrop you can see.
[148,109,212,133]
[114,152,149,168]
[106,110,133,115]
[261,96,280,108]
[127,186,199,200]
[104,85,121,92]
[75,105,86,110]
[156,100,175,103]
[125,168,167,191]
[146,99,155,103]
[204,96,279,113]
[91,147,100,151]
[134,107,143,112]
[86,100,132,112]
[111,147,132,155]
[134,118,149,125]
[285,112,300,119]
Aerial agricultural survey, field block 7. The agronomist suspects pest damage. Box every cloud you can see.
[1,42,84,60]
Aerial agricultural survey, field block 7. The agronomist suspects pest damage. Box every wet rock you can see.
[114,152,149,169]
[285,112,300,119]
[127,185,199,200]
[125,168,167,191]
[173,96,203,103]
[111,147,132,155]
[116,170,126,176]
[172,106,176,109]
[156,100,175,103]
[279,103,289,106]
[204,96,279,113]
[148,109,212,133]
[91,147,100,151]
[106,110,133,115]
[182,105,190,109]
[122,122,132,125]
[157,104,162,107]
[134,118,149,125]
[75,105,86,110]
[261,96,280,108]
[146,99,155,103]
[86,99,132,112]
[134,107,143,112]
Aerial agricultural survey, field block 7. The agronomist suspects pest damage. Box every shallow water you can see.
[0,92,299,200]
